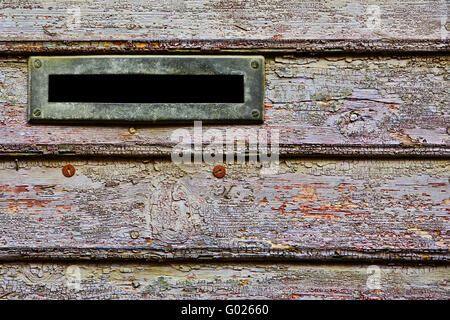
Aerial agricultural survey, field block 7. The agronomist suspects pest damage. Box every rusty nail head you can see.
[128,127,137,134]
[251,60,259,69]
[34,59,41,68]
[213,165,226,178]
[62,164,75,177]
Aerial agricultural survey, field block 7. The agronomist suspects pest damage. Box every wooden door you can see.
[0,0,448,299]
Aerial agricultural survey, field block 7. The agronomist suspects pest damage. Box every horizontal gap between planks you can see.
[0,39,449,55]
[0,247,448,265]
[0,258,446,268]
[0,144,449,159]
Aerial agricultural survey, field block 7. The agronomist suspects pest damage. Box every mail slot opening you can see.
[48,74,245,103]
[29,56,264,123]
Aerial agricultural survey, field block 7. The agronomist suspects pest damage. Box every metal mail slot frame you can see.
[28,55,265,124]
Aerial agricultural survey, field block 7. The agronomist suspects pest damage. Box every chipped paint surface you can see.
[0,0,448,300]
[0,158,448,261]
[0,55,449,157]
[0,262,448,299]
[0,0,447,42]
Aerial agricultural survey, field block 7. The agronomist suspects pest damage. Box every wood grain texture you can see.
[0,158,448,262]
[0,0,448,53]
[0,55,449,157]
[0,262,448,299]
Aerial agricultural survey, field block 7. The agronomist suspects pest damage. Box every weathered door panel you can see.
[0,0,448,300]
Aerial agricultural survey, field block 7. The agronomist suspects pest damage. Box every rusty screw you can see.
[33,109,41,117]
[34,59,42,68]
[62,164,75,177]
[213,165,226,178]
[251,60,259,69]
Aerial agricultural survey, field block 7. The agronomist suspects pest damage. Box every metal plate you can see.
[28,55,264,124]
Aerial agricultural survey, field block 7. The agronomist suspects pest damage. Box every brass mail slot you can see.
[28,56,265,124]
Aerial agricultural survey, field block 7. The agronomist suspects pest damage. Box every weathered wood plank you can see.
[0,55,448,157]
[0,158,448,262]
[0,0,448,54]
[0,262,448,299]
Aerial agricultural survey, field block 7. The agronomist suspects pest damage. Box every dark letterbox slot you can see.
[48,74,245,103]
[28,56,264,124]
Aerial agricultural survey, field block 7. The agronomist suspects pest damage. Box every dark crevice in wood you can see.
[0,40,448,56]
[0,145,449,159]
[0,247,448,265]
